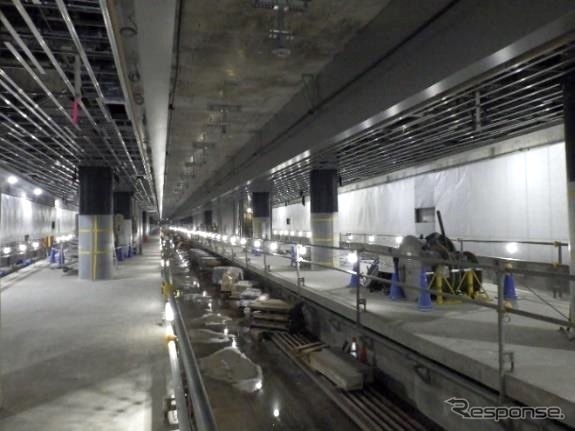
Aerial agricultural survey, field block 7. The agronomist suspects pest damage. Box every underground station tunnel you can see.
[1,1,575,430]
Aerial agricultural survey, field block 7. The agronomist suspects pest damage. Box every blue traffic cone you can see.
[390,272,405,300]
[417,268,433,311]
[289,245,297,267]
[503,273,517,300]
[348,261,360,287]
[116,247,124,262]
[49,247,57,263]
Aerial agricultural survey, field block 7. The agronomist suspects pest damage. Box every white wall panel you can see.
[56,207,76,234]
[339,178,415,235]
[220,202,235,234]
[272,203,310,232]
[272,142,568,263]
[1,195,53,243]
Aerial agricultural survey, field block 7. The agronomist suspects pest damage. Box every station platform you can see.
[0,238,168,431]
[203,242,575,428]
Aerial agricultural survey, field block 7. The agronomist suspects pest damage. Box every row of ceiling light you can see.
[6,175,43,198]
[170,227,281,252]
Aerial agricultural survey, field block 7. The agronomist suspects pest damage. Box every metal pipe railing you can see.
[202,237,574,329]
[189,235,573,405]
[168,227,575,413]
[167,332,194,431]
[339,232,569,264]
[167,288,218,431]
[187,231,575,282]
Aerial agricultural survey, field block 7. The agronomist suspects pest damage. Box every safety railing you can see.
[160,243,219,431]
[339,232,569,265]
[174,228,574,406]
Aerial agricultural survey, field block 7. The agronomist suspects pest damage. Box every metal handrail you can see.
[208,238,574,329]
[339,232,568,247]
[194,235,574,405]
[338,232,569,264]
[167,331,193,431]
[168,293,219,431]
[173,228,574,411]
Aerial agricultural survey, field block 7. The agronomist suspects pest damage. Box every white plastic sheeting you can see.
[339,177,415,235]
[1,194,52,243]
[272,203,310,232]
[272,142,568,263]
[432,143,567,262]
[0,194,77,243]
[219,202,235,234]
[55,206,76,234]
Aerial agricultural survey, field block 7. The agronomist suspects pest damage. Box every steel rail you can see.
[168,294,219,431]
[166,333,194,431]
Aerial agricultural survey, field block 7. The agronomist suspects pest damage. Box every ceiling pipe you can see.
[0,10,45,75]
[0,137,74,195]
[0,61,83,160]
[99,0,156,207]
[3,42,125,171]
[10,0,151,206]
[55,0,143,174]
[0,101,77,170]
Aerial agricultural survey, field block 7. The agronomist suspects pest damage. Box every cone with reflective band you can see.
[503,273,517,300]
[417,268,433,311]
[390,271,405,300]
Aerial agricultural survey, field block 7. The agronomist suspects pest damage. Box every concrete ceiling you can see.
[163,0,389,216]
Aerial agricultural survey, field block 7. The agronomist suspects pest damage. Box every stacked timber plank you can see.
[249,298,292,332]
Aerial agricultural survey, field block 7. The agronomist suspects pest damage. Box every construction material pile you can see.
[199,347,263,393]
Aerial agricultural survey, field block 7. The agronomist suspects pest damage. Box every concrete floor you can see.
[0,238,169,431]
[206,242,575,428]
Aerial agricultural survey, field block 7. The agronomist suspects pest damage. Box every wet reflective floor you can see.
[173,264,359,431]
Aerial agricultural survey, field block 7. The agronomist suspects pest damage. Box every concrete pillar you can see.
[78,166,114,280]
[310,169,338,268]
[142,211,148,241]
[252,192,271,240]
[564,73,575,325]
[204,210,213,231]
[232,198,239,235]
[114,191,133,257]
[132,201,142,254]
[215,199,223,233]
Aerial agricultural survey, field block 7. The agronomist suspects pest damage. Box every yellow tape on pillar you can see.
[92,216,98,280]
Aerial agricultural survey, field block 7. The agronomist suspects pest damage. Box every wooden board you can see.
[308,349,364,391]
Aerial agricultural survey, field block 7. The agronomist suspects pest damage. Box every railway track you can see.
[271,331,430,431]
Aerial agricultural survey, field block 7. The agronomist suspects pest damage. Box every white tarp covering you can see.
[56,206,76,235]
[272,203,310,232]
[272,142,568,263]
[1,194,52,243]
[219,202,234,234]
[339,177,415,235]
[0,194,77,244]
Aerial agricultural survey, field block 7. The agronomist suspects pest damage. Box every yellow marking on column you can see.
[92,216,98,280]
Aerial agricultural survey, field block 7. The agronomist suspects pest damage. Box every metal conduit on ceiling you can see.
[0,0,156,211]
[266,40,574,205]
